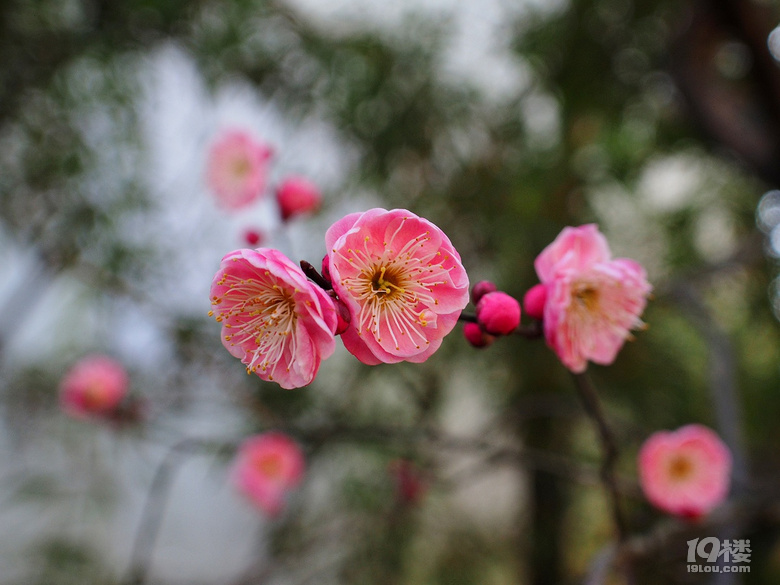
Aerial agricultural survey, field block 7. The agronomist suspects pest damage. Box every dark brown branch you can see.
[571,372,636,585]
[458,312,543,339]
[300,260,332,290]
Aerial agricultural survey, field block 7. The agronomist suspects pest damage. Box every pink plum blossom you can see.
[206,129,273,210]
[523,283,547,321]
[638,424,732,519]
[276,176,322,222]
[210,248,338,389]
[60,355,128,420]
[534,224,651,373]
[326,208,470,365]
[232,432,305,517]
[476,291,521,336]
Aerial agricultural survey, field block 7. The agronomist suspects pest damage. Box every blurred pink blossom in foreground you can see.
[210,248,337,389]
[639,424,731,519]
[534,224,651,372]
[326,208,470,365]
[206,129,273,210]
[276,176,322,222]
[60,355,128,419]
[233,432,305,517]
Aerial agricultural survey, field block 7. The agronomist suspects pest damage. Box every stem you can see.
[571,372,635,584]
[300,260,332,291]
[458,312,543,339]
[122,438,211,585]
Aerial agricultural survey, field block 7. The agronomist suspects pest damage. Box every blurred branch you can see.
[571,372,635,584]
[665,281,749,487]
[458,312,544,339]
[619,491,780,564]
[122,437,233,585]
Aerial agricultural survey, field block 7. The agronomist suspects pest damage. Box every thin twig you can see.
[122,438,227,585]
[571,372,635,585]
[458,312,543,339]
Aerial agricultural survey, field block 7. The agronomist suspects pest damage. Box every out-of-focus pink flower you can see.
[242,227,265,247]
[534,224,651,373]
[206,129,273,210]
[523,283,547,321]
[210,248,338,389]
[233,432,305,517]
[389,459,428,505]
[326,208,470,365]
[276,176,322,222]
[463,322,494,348]
[60,355,128,419]
[470,280,497,305]
[638,424,731,519]
[476,291,521,336]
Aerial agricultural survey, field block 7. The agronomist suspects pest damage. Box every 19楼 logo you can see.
[687,538,751,573]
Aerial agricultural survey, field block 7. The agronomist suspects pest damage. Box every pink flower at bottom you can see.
[206,129,273,210]
[326,208,470,365]
[210,248,338,389]
[60,355,128,419]
[232,433,305,517]
[638,424,732,519]
[535,224,651,373]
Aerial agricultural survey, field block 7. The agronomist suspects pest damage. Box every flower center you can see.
[668,454,694,481]
[212,273,299,378]
[370,266,405,299]
[573,284,599,311]
[255,454,284,479]
[232,156,252,178]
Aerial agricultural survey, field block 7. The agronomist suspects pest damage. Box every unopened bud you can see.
[471,280,497,305]
[276,176,322,222]
[321,254,332,284]
[523,283,547,321]
[476,291,521,336]
[463,322,495,348]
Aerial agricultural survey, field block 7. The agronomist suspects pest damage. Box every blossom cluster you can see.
[204,196,734,520]
[210,207,470,388]
[462,224,652,374]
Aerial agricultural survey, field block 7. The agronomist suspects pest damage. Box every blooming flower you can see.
[60,355,129,419]
[276,176,322,222]
[232,432,305,517]
[638,424,732,518]
[534,224,651,372]
[210,248,338,389]
[326,208,470,365]
[206,129,273,210]
[476,291,521,336]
